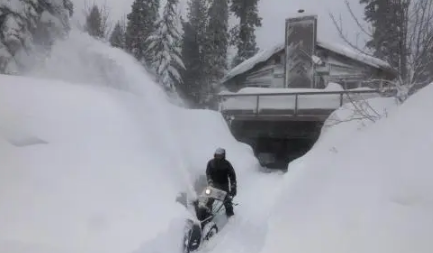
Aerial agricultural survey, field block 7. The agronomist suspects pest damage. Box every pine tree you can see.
[179,0,209,107]
[360,0,409,80]
[205,0,229,83]
[109,21,126,48]
[200,0,230,108]
[85,5,104,39]
[230,0,262,67]
[125,0,160,66]
[0,0,73,74]
[147,0,185,91]
[180,19,202,106]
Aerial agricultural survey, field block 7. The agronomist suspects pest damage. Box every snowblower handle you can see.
[223,196,238,206]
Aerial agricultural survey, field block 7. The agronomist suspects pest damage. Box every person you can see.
[205,147,237,217]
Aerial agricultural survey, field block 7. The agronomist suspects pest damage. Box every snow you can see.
[0,0,26,14]
[219,84,379,111]
[318,39,391,70]
[1,26,432,253]
[261,83,433,253]
[40,10,60,27]
[312,54,323,65]
[0,30,261,253]
[221,43,284,83]
[222,39,392,83]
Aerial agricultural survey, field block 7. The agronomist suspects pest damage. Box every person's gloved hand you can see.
[230,184,237,197]
[207,179,214,187]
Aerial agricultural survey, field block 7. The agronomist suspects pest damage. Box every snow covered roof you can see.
[222,44,285,83]
[222,40,394,83]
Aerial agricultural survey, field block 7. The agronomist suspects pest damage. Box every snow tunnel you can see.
[228,119,323,170]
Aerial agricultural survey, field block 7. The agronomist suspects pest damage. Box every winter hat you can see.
[214,148,225,156]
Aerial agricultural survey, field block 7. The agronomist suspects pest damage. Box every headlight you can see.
[205,188,211,195]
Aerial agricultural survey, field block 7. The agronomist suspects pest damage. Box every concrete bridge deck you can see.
[218,89,389,121]
[217,88,394,169]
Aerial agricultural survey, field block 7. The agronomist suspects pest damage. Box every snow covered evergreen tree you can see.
[109,20,126,49]
[360,0,409,80]
[125,0,160,66]
[147,0,185,91]
[179,0,209,107]
[180,20,202,106]
[84,5,105,39]
[0,0,73,74]
[230,0,262,67]
[205,0,229,83]
[201,0,230,108]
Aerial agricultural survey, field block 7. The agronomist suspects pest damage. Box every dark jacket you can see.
[206,158,237,189]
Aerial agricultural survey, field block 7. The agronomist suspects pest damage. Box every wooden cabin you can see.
[221,16,397,92]
[217,14,398,170]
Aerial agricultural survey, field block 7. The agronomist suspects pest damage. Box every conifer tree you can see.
[85,5,104,39]
[360,0,409,79]
[230,0,262,67]
[205,0,229,83]
[125,0,160,65]
[109,20,126,48]
[179,0,209,106]
[147,0,185,91]
[0,0,73,74]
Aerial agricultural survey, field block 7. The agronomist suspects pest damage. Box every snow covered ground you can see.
[0,31,266,253]
[261,85,433,253]
[2,29,433,253]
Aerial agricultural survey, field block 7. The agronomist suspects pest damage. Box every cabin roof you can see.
[222,40,394,83]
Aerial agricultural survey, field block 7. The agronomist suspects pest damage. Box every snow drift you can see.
[5,27,428,253]
[0,30,258,253]
[262,84,433,253]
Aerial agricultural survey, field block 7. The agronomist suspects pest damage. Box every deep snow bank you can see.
[0,30,258,253]
[262,85,433,253]
[25,29,257,189]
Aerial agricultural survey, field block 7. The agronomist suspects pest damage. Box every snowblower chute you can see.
[182,186,233,253]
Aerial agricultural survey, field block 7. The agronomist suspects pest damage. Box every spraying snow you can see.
[2,28,432,253]
[0,30,263,253]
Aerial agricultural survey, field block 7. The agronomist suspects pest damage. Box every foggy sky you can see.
[72,0,368,51]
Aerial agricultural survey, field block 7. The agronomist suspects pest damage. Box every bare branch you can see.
[344,0,372,38]
[328,12,377,61]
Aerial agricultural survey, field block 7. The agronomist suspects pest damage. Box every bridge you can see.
[217,89,390,169]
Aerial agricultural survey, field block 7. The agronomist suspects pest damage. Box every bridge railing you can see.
[218,89,391,118]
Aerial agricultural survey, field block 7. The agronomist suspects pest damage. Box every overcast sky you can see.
[72,0,367,50]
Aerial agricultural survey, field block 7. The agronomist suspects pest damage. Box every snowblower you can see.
[182,185,234,253]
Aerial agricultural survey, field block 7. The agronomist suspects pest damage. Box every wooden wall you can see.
[224,47,394,92]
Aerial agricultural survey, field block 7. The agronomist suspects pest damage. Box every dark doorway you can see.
[229,120,323,170]
[254,136,317,169]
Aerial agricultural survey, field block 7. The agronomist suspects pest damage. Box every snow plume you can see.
[26,26,257,199]
[27,29,160,94]
[0,28,258,253]
[26,29,195,190]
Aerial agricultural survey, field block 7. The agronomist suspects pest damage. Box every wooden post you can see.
[339,93,343,106]
[294,94,298,115]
